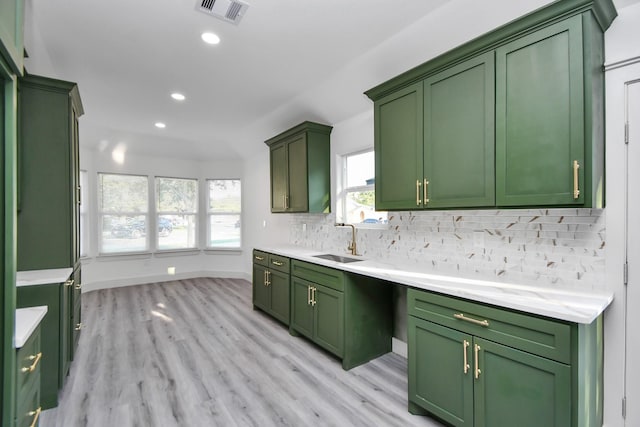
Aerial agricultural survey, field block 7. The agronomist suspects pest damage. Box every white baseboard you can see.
[392,337,407,358]
[83,270,251,292]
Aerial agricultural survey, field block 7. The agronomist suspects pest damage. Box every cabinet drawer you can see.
[16,328,42,400]
[253,250,269,267]
[408,288,571,364]
[268,254,290,274]
[16,380,41,427]
[291,260,344,292]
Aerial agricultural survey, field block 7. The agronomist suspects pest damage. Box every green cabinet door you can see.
[269,269,290,325]
[313,284,344,357]
[496,16,584,206]
[408,316,473,426]
[252,264,270,312]
[270,142,288,213]
[17,75,83,271]
[474,337,571,427]
[424,52,495,208]
[291,277,314,340]
[0,0,24,74]
[374,82,423,210]
[287,134,309,212]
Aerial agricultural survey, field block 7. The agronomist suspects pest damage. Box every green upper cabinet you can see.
[496,16,585,206]
[17,74,84,271]
[265,121,332,213]
[374,83,423,210]
[366,0,616,210]
[424,52,495,208]
[0,0,24,75]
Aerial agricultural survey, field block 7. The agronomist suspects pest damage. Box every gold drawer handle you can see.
[75,282,82,290]
[573,160,580,199]
[64,278,74,287]
[474,344,481,379]
[75,323,83,331]
[271,260,284,266]
[21,352,42,373]
[28,407,42,427]
[255,255,265,261]
[454,313,489,327]
[463,340,470,374]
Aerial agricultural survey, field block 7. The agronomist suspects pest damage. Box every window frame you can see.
[155,176,199,251]
[97,172,150,255]
[337,148,386,228]
[206,178,242,250]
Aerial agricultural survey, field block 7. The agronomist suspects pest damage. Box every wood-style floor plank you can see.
[39,278,445,427]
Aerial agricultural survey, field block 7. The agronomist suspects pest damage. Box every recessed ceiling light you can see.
[171,93,186,101]
[201,32,220,45]
[155,122,166,129]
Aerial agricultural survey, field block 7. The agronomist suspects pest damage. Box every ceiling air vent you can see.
[196,0,249,25]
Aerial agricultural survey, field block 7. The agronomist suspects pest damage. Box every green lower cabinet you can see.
[252,251,290,326]
[474,338,570,427]
[408,288,600,427]
[17,281,72,410]
[312,283,344,357]
[290,277,316,340]
[290,277,344,356]
[289,259,393,370]
[15,322,41,427]
[408,317,473,426]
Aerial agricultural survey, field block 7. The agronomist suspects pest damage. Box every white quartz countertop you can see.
[17,268,73,287]
[255,245,613,324]
[15,306,48,348]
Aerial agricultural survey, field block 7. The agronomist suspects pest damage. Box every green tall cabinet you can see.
[16,74,84,410]
[265,121,332,213]
[366,0,616,210]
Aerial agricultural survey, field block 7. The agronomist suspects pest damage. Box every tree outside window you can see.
[156,177,198,250]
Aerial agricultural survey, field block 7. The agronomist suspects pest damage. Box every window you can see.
[156,177,198,250]
[207,179,241,249]
[98,173,149,254]
[339,150,386,225]
[79,170,89,257]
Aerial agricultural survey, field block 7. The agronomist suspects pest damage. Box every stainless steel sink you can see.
[312,254,363,263]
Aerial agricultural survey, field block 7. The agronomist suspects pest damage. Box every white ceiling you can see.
[23,0,638,162]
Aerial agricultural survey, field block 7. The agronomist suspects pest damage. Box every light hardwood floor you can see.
[40,277,445,427]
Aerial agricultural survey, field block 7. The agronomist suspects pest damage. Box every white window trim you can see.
[337,149,386,229]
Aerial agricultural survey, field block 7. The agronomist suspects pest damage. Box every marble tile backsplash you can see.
[289,209,606,291]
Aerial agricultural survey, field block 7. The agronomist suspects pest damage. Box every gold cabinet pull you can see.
[75,323,83,331]
[28,407,42,427]
[77,185,82,205]
[285,195,289,209]
[307,285,312,306]
[282,194,286,210]
[424,179,430,203]
[75,282,82,290]
[266,271,271,286]
[263,270,267,286]
[311,287,317,306]
[254,255,265,261]
[21,352,42,374]
[573,160,580,199]
[463,340,470,374]
[454,313,489,327]
[416,180,422,206]
[64,278,74,287]
[474,344,481,379]
[271,260,284,267]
